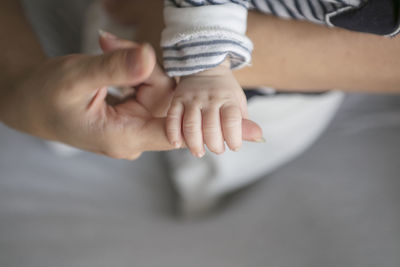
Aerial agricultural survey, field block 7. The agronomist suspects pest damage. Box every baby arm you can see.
[162,0,254,157]
[167,60,248,157]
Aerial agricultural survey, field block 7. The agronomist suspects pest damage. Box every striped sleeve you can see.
[161,0,253,77]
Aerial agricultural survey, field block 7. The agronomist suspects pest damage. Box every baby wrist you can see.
[182,58,231,79]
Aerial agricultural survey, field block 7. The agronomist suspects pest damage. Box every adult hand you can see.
[99,34,265,155]
[0,34,173,160]
[0,34,264,160]
[98,32,174,119]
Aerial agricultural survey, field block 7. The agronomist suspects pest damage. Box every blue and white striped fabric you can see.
[162,0,364,77]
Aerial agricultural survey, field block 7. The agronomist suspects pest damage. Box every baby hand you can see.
[166,62,248,157]
[135,63,176,118]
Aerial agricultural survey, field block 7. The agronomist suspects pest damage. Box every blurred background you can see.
[1,1,400,266]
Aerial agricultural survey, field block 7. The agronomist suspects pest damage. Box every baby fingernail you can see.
[196,151,205,158]
[172,141,180,148]
[98,29,118,40]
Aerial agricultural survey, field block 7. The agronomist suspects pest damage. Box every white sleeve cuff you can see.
[161,3,253,76]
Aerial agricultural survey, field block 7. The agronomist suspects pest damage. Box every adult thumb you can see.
[80,43,156,89]
[242,119,264,143]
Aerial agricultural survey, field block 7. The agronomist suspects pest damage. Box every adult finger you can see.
[138,118,263,152]
[99,33,172,86]
[242,119,264,143]
[78,43,156,89]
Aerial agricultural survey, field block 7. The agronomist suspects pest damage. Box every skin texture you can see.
[0,0,263,160]
[237,11,400,92]
[1,35,176,160]
[106,0,251,156]
[104,0,400,157]
[167,62,248,157]
[105,0,400,93]
[2,0,400,159]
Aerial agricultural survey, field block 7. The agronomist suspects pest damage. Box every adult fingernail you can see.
[253,137,266,143]
[98,29,118,40]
